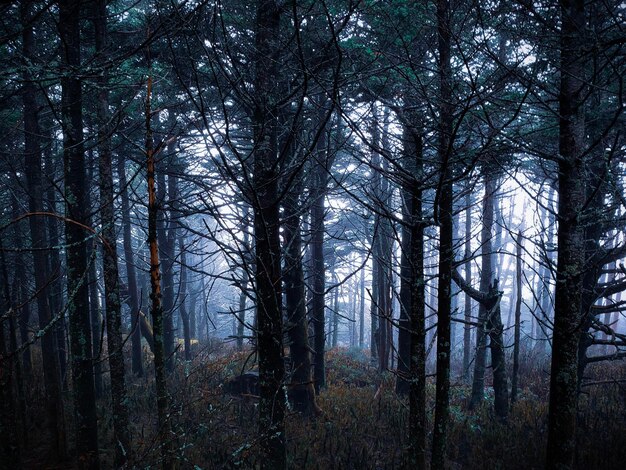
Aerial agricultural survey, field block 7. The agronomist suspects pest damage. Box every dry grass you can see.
[22,345,626,469]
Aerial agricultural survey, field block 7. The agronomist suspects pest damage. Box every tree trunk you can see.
[45,147,68,388]
[86,162,103,400]
[157,153,175,371]
[432,0,453,466]
[511,232,523,404]
[0,244,20,467]
[311,116,328,392]
[402,114,426,468]
[470,173,496,409]
[59,0,100,465]
[236,205,250,351]
[396,123,414,394]
[462,191,472,382]
[145,75,174,469]
[21,3,67,460]
[546,0,587,467]
[179,239,191,361]
[487,280,508,420]
[253,2,285,467]
[118,156,143,375]
[283,165,319,416]
[332,278,339,348]
[359,260,365,349]
[93,0,131,462]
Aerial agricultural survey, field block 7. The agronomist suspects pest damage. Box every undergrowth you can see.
[22,345,626,469]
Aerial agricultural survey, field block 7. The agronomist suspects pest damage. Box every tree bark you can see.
[118,156,143,375]
[359,259,365,349]
[253,2,286,467]
[59,0,100,465]
[283,163,319,416]
[21,3,67,460]
[236,205,250,351]
[93,0,131,462]
[311,112,328,392]
[403,114,426,468]
[462,191,472,382]
[432,0,453,466]
[145,75,174,469]
[511,232,523,404]
[546,1,587,467]
[179,236,191,361]
[469,173,496,409]
[0,243,20,468]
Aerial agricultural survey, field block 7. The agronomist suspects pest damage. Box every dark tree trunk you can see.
[145,76,174,469]
[0,245,20,467]
[86,162,103,400]
[470,173,496,409]
[283,168,319,416]
[432,0,453,466]
[462,191,472,382]
[370,236,379,360]
[236,205,250,351]
[371,108,393,373]
[311,120,328,392]
[546,1,587,467]
[511,231,523,404]
[179,237,191,361]
[166,159,179,366]
[93,0,131,463]
[10,195,32,385]
[10,196,28,450]
[118,156,143,375]
[332,277,339,348]
[45,148,67,388]
[18,283,32,378]
[59,0,100,465]
[253,2,285,467]
[157,150,175,371]
[21,3,67,460]
[396,112,420,395]
[359,261,365,349]
[487,280,508,419]
[403,115,426,468]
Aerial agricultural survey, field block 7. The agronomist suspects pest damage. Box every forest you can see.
[0,0,625,469]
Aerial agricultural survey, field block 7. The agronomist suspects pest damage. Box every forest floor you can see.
[23,344,626,469]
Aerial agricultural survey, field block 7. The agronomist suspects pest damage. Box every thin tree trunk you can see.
[511,232,523,404]
[45,147,67,388]
[145,75,173,469]
[432,0,453,465]
[332,278,339,348]
[157,152,175,370]
[166,157,179,367]
[470,173,496,409]
[487,280,508,420]
[311,116,328,392]
[236,205,250,351]
[179,237,191,361]
[0,242,20,467]
[118,156,143,375]
[93,0,131,462]
[21,3,67,459]
[462,192,472,382]
[59,0,100,465]
[86,162,104,400]
[359,260,365,349]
